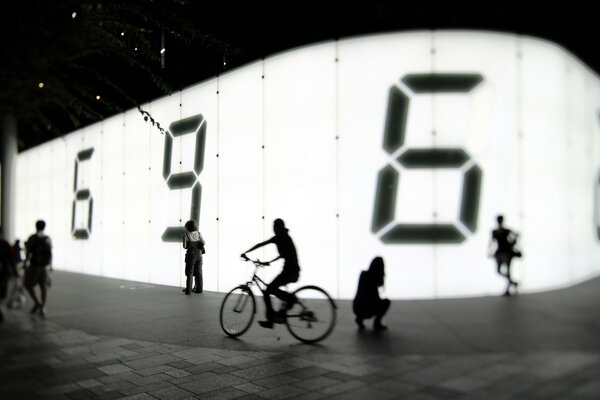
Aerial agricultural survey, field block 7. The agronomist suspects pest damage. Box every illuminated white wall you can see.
[15,31,600,299]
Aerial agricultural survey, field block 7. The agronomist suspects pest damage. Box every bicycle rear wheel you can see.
[220,285,256,337]
[285,285,336,344]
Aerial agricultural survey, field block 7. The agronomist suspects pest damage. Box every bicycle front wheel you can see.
[219,285,256,338]
[285,285,336,344]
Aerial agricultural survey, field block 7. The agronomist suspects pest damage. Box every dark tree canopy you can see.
[3,0,599,151]
[0,0,229,150]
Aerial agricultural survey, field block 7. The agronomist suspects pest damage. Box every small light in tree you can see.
[72,12,77,19]
[121,32,125,36]
[160,48,166,54]
[38,82,44,88]
[96,95,101,100]
[134,47,138,51]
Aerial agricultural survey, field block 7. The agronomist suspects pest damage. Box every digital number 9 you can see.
[161,114,207,242]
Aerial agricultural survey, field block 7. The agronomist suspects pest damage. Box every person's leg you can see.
[503,259,512,296]
[374,299,391,330]
[495,258,504,284]
[24,270,41,312]
[269,273,297,307]
[260,273,293,327]
[184,254,193,295]
[354,313,366,330]
[194,256,203,293]
[505,258,518,290]
[39,284,47,316]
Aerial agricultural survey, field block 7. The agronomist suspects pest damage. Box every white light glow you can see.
[14,32,600,299]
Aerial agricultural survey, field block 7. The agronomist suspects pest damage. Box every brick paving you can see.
[1,272,599,399]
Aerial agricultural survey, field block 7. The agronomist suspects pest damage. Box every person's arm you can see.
[182,234,188,249]
[198,232,206,246]
[241,237,274,258]
[267,255,281,264]
[487,231,496,257]
[508,229,519,245]
[24,238,32,264]
[48,237,53,269]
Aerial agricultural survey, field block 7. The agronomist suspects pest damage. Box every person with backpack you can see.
[182,220,205,295]
[24,220,52,317]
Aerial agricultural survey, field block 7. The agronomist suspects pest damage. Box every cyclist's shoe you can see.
[374,322,387,331]
[355,317,365,330]
[30,304,40,314]
[258,320,274,329]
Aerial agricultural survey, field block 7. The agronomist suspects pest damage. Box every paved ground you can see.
[1,271,599,399]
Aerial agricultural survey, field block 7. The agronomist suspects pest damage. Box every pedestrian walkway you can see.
[1,271,599,399]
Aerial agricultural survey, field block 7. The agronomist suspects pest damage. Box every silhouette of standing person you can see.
[242,218,299,329]
[24,220,52,317]
[353,257,391,331]
[490,215,520,296]
[182,220,205,295]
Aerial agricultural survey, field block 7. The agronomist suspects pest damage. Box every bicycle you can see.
[219,255,337,343]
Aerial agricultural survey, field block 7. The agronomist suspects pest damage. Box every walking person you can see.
[182,220,205,295]
[7,240,26,309]
[24,220,52,317]
[353,256,391,331]
[489,215,521,296]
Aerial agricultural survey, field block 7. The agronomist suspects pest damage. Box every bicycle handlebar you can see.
[240,254,269,267]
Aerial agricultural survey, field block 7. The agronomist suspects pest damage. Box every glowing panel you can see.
[337,33,436,299]
[217,62,264,292]
[12,31,600,299]
[122,109,151,283]
[100,117,125,279]
[148,95,185,286]
[263,43,338,296]
[181,80,218,291]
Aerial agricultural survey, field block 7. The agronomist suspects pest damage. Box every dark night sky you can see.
[171,1,600,89]
[19,0,600,150]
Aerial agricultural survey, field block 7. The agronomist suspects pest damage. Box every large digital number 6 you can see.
[372,74,483,244]
[162,114,207,242]
[71,148,94,239]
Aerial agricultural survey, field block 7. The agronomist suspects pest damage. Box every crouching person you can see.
[353,256,390,331]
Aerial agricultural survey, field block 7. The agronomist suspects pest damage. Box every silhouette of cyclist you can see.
[241,218,299,329]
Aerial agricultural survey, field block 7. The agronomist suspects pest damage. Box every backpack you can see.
[27,235,52,266]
